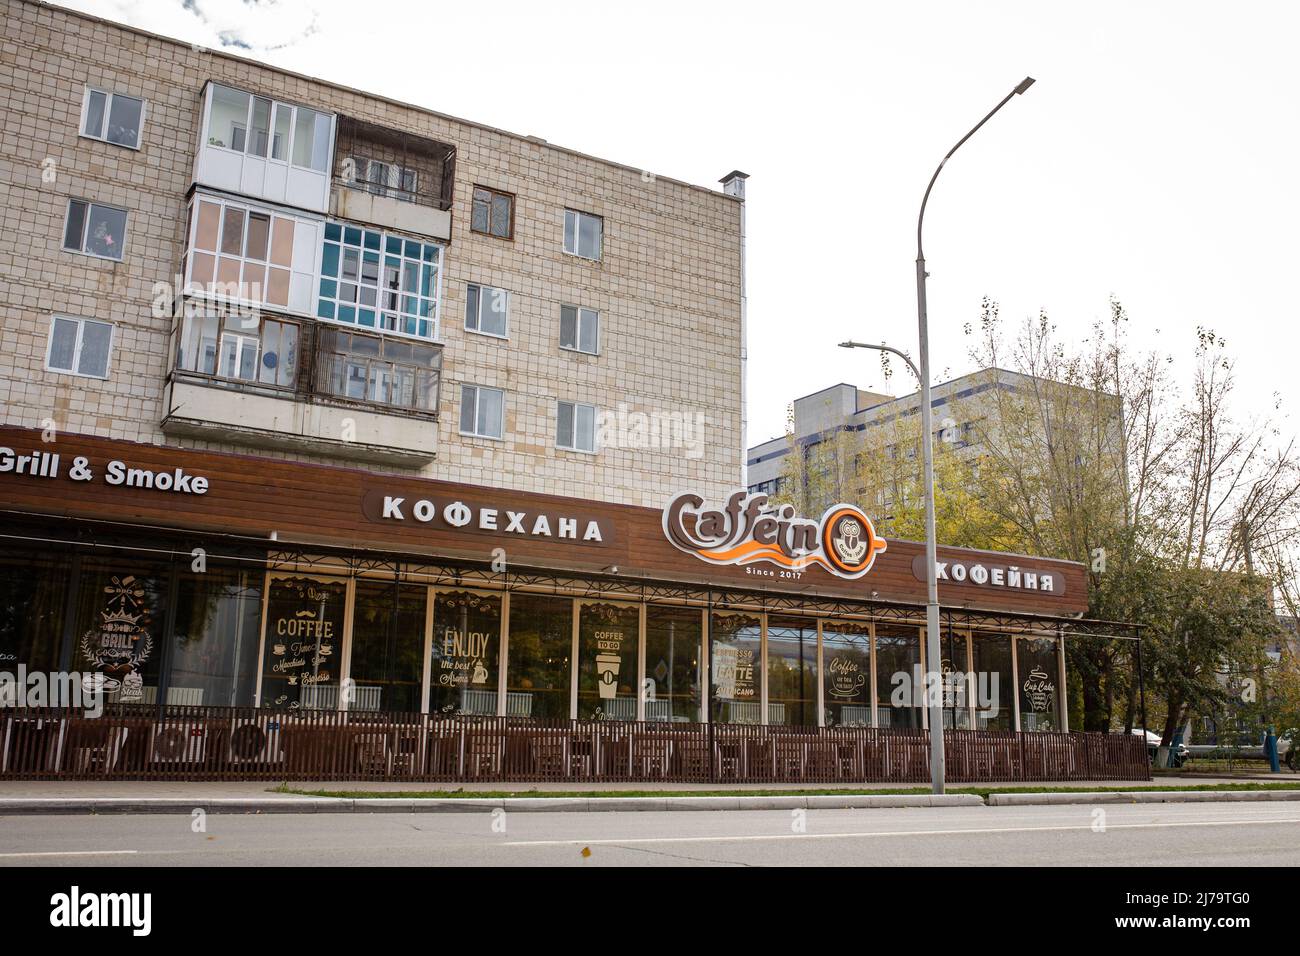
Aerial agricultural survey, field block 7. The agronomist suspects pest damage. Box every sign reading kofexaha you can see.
[0,446,210,494]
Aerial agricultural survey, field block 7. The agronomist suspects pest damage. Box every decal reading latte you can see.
[662,491,887,579]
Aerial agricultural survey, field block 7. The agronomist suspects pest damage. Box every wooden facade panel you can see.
[0,427,1088,615]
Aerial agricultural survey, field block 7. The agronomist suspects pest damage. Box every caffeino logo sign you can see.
[663,490,887,579]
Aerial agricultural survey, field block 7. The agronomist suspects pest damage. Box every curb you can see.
[0,793,983,815]
[987,789,1300,807]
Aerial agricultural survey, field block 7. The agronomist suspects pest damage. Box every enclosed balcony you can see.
[194,82,335,214]
[162,301,442,466]
[330,115,456,242]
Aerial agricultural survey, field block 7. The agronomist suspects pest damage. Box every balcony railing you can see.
[170,303,442,419]
[333,115,456,212]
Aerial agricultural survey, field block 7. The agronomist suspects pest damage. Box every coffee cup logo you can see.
[663,491,887,580]
[595,653,621,700]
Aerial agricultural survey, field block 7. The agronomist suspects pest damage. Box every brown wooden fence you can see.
[0,705,1151,783]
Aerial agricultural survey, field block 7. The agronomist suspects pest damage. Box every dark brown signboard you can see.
[0,427,1088,615]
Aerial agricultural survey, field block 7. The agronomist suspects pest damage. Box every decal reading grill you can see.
[662,490,887,580]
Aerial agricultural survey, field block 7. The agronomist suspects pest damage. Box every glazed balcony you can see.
[162,303,442,466]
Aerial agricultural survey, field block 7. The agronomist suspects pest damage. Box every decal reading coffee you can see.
[909,555,1066,595]
[663,490,887,579]
[363,489,610,545]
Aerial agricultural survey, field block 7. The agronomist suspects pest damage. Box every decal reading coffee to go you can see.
[663,490,887,580]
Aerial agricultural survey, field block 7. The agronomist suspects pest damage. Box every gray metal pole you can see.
[916,253,945,794]
[913,76,1035,795]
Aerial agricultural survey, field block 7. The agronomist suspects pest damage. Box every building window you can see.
[173,305,300,390]
[80,87,144,149]
[471,186,514,239]
[46,315,113,379]
[460,384,504,439]
[505,594,573,720]
[875,624,922,728]
[556,400,596,453]
[559,305,599,354]
[563,209,603,260]
[206,84,329,170]
[431,590,502,715]
[465,283,509,337]
[822,622,872,728]
[185,194,320,313]
[346,157,418,200]
[63,199,126,261]
[318,222,442,340]
[317,328,443,414]
[766,615,817,726]
[644,606,702,722]
[710,612,762,724]
[349,580,427,714]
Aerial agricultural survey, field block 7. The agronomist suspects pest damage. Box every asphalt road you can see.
[2,802,1299,866]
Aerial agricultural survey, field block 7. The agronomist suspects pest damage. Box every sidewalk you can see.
[2,776,1298,814]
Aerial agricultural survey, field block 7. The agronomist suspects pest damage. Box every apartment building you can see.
[0,0,744,507]
[0,3,1149,786]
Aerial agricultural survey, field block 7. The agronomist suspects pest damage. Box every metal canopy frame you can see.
[0,512,1142,644]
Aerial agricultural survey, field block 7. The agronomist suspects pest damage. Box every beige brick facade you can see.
[0,0,744,507]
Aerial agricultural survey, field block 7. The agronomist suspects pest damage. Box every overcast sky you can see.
[63,0,1300,448]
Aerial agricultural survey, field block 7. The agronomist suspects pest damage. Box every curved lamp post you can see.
[840,76,1034,794]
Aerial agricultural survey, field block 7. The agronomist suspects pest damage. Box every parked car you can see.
[1132,728,1189,767]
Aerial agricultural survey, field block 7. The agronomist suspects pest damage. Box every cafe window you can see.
[875,623,922,728]
[576,602,639,720]
[939,626,972,729]
[1016,636,1061,731]
[80,87,144,149]
[169,566,262,707]
[766,615,817,726]
[644,606,702,722]
[349,580,426,714]
[72,560,168,704]
[259,577,347,710]
[0,548,70,685]
[505,594,572,720]
[471,186,514,239]
[710,612,761,724]
[63,199,127,261]
[822,621,872,728]
[972,633,1015,731]
[430,590,502,716]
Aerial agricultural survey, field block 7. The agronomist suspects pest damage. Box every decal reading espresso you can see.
[663,490,887,580]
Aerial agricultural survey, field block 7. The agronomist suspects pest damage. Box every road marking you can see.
[505,816,1300,847]
[0,850,139,859]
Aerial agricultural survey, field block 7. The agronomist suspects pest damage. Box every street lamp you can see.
[840,76,1034,795]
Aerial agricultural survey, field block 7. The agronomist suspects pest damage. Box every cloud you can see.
[180,0,320,52]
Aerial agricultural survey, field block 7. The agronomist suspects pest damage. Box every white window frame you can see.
[559,304,600,355]
[62,199,128,262]
[44,315,114,380]
[79,86,145,150]
[202,83,331,172]
[563,209,603,261]
[556,399,598,454]
[459,384,505,440]
[464,283,510,339]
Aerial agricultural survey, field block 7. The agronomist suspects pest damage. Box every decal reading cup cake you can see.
[663,490,887,580]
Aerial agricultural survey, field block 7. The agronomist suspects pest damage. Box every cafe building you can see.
[0,426,1147,783]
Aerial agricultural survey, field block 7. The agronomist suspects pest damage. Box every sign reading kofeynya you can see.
[663,490,888,580]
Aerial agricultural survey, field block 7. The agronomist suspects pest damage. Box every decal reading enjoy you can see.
[662,490,888,579]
